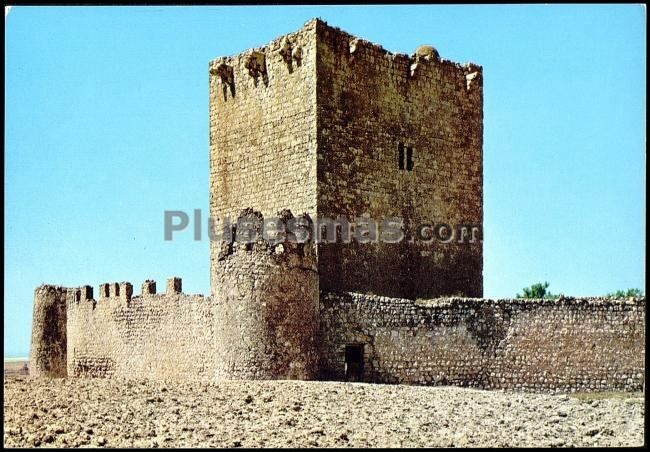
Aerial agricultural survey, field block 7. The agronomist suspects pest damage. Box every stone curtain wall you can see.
[314,20,483,299]
[209,20,319,295]
[66,280,217,381]
[320,293,645,392]
[33,284,644,392]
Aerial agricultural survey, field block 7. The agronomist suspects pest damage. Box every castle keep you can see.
[209,19,483,300]
[30,19,645,392]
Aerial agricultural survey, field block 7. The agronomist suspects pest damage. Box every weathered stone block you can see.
[99,283,110,299]
[109,283,120,298]
[166,277,182,295]
[120,282,133,304]
[80,285,93,301]
[141,280,156,296]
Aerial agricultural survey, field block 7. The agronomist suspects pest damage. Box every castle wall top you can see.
[312,18,481,72]
[210,18,481,73]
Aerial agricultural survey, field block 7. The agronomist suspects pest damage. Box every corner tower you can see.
[209,19,483,299]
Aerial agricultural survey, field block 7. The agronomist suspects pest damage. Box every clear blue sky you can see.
[4,5,646,357]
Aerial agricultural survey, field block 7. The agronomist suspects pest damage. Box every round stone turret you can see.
[213,208,320,380]
[30,285,68,377]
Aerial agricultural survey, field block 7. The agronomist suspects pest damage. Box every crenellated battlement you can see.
[62,277,186,313]
[31,273,645,389]
[61,277,209,379]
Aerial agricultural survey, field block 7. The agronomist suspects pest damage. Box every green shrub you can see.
[605,288,644,298]
[516,282,560,299]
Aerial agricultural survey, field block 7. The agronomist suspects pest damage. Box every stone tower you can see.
[209,18,483,300]
[213,209,320,380]
[29,285,69,377]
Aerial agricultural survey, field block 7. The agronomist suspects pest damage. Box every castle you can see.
[30,19,644,392]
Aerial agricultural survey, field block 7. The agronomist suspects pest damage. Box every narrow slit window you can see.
[406,147,414,171]
[398,142,405,170]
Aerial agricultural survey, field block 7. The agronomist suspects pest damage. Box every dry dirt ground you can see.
[3,377,645,448]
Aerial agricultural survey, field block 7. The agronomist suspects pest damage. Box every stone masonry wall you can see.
[66,279,217,380]
[209,19,319,295]
[320,292,645,392]
[33,283,644,392]
[315,21,483,299]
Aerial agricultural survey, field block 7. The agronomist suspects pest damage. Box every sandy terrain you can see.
[3,377,645,448]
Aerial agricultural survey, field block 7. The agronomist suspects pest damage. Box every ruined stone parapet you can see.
[208,18,313,106]
[209,59,235,100]
[29,285,68,378]
[313,17,482,89]
[214,208,320,380]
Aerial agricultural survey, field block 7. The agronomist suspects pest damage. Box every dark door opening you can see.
[345,344,364,382]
